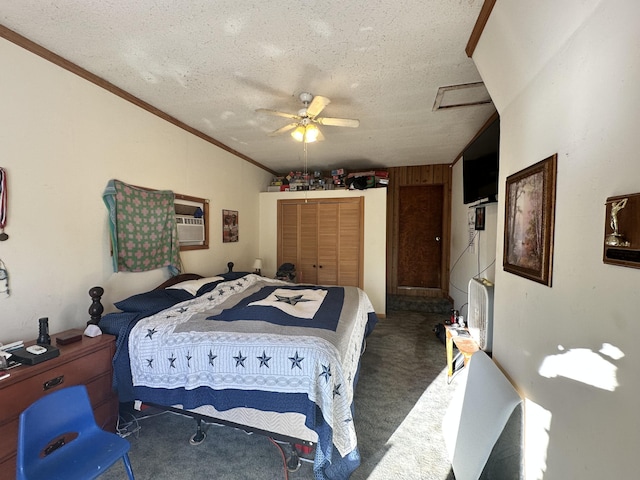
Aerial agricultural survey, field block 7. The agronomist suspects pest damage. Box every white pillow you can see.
[166,276,224,295]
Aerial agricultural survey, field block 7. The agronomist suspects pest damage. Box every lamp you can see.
[291,124,319,143]
[252,258,263,276]
[304,124,319,143]
[291,125,305,142]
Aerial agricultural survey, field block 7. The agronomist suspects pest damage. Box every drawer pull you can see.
[43,375,64,390]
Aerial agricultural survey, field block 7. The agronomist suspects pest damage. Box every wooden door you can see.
[397,185,443,288]
[336,201,361,287]
[277,197,363,288]
[279,203,299,268]
[317,203,339,284]
[299,203,319,284]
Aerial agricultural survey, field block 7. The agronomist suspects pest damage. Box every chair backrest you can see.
[17,385,99,475]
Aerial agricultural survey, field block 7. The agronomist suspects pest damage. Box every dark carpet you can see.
[100,311,460,479]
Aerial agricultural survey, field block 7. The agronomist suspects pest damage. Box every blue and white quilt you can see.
[121,274,377,479]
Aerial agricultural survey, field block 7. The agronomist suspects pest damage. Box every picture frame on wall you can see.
[222,209,238,243]
[503,154,557,286]
[475,206,486,231]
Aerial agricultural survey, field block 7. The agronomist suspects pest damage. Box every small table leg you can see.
[446,329,454,379]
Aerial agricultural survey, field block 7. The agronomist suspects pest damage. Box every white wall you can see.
[258,189,387,315]
[0,38,272,344]
[449,161,498,316]
[464,1,640,478]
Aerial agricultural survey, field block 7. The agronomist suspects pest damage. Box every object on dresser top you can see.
[56,332,82,345]
[0,340,24,351]
[0,350,22,369]
[9,344,60,365]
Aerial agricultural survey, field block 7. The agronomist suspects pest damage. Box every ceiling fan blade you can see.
[306,95,331,118]
[315,117,360,128]
[269,123,298,136]
[256,108,300,120]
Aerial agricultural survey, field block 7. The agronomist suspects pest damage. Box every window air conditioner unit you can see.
[467,277,494,352]
[176,215,204,245]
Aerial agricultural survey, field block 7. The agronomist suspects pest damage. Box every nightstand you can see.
[446,326,479,382]
[0,329,118,480]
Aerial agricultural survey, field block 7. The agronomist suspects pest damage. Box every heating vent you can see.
[467,277,494,352]
[176,215,204,245]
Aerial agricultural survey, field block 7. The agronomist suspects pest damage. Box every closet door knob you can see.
[435,236,441,242]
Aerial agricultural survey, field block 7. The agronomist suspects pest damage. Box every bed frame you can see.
[89,262,310,471]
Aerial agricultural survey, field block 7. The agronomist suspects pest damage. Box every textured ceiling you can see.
[0,0,496,174]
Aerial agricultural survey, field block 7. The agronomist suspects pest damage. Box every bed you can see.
[98,268,378,479]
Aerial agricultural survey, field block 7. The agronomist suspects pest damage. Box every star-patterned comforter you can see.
[123,274,377,479]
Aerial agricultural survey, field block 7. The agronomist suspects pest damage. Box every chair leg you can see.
[122,453,135,480]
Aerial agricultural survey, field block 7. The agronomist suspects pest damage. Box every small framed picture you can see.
[222,209,238,243]
[475,206,486,231]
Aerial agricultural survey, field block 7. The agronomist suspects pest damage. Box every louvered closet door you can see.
[299,203,319,284]
[336,201,361,287]
[317,203,339,285]
[279,203,299,268]
[277,197,363,288]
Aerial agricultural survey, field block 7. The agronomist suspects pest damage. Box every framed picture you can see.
[475,206,486,231]
[222,209,238,243]
[503,154,557,286]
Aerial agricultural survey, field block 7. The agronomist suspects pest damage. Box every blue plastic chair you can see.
[16,385,134,480]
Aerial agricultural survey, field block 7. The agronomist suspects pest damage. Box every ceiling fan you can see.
[256,92,360,143]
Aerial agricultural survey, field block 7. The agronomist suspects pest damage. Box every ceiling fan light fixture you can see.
[305,124,319,143]
[291,124,319,143]
[291,125,306,142]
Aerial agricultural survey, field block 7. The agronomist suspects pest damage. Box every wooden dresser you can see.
[0,329,118,480]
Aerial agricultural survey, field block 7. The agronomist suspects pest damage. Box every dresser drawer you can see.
[0,345,113,421]
[0,369,114,459]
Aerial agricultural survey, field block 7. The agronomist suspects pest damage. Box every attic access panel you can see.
[433,82,492,111]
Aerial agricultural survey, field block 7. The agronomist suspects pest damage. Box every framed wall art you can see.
[503,154,557,286]
[475,206,486,231]
[222,209,238,243]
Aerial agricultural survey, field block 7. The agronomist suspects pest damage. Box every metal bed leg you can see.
[286,443,301,472]
[189,417,207,445]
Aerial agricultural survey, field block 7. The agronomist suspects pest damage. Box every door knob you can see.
[435,236,441,242]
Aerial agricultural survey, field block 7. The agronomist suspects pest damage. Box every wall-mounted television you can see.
[463,117,500,204]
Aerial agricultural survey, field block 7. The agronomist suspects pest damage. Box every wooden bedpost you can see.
[227,262,234,272]
[88,286,104,325]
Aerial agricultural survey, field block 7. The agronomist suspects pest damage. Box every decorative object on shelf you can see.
[603,192,640,268]
[222,209,239,243]
[252,258,263,276]
[0,167,8,241]
[605,198,631,247]
[503,154,557,286]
